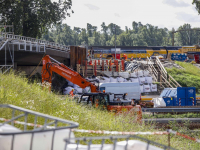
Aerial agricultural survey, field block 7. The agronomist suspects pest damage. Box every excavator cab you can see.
[79,93,110,108]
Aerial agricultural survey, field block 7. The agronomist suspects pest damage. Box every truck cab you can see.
[78,93,135,113]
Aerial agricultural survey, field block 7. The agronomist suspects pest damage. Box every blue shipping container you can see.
[177,87,196,106]
[160,87,196,106]
[163,97,174,106]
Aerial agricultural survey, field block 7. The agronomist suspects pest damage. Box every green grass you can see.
[0,72,200,149]
[166,62,200,94]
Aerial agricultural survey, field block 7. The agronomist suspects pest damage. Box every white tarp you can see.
[143,84,151,92]
[102,71,112,77]
[103,77,110,83]
[99,79,105,83]
[113,72,119,77]
[145,76,152,84]
[73,84,80,88]
[63,87,74,95]
[67,80,74,87]
[140,85,144,93]
[143,70,149,76]
[119,72,129,78]
[150,84,157,92]
[139,77,146,84]
[124,79,131,82]
[152,97,166,108]
[110,77,118,83]
[130,78,139,83]
[117,77,125,82]
[137,70,143,77]
[130,72,137,78]
[83,87,91,93]
[74,87,82,94]
[65,140,163,150]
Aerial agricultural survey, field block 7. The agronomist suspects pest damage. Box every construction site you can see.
[1,26,200,150]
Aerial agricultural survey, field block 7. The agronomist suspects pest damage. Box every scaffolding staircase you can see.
[147,56,181,90]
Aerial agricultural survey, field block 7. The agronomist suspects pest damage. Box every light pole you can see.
[113,25,116,59]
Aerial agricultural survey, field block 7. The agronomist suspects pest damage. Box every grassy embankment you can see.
[0,72,200,149]
[166,61,200,94]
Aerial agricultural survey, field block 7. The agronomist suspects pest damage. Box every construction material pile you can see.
[63,69,157,95]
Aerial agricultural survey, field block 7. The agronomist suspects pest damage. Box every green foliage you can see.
[193,0,200,15]
[1,72,200,149]
[0,0,73,38]
[166,62,200,93]
[43,21,200,47]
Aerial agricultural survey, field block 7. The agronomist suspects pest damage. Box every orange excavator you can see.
[41,55,142,122]
[42,55,98,92]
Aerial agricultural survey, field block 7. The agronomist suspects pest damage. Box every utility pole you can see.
[172,28,175,46]
[114,25,116,59]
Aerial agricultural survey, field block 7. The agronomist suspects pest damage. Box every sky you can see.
[63,0,200,31]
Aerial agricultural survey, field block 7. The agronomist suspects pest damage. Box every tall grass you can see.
[0,72,200,149]
[166,62,200,94]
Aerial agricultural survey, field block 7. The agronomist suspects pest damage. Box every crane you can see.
[41,55,98,92]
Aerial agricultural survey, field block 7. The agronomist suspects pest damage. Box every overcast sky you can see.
[63,0,200,31]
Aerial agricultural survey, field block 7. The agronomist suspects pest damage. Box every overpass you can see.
[0,33,71,75]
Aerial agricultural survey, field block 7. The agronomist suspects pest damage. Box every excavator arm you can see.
[41,55,98,93]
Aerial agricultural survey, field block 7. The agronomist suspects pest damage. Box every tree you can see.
[0,0,73,38]
[193,0,200,14]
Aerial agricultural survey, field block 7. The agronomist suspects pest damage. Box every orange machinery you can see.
[41,55,142,121]
[42,55,98,92]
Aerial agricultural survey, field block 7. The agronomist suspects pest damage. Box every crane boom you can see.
[41,55,98,92]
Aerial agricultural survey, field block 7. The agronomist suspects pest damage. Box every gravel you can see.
[162,61,184,69]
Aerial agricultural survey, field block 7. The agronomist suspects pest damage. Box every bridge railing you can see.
[1,33,70,52]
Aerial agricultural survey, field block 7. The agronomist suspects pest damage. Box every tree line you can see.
[42,22,200,47]
[1,0,200,46]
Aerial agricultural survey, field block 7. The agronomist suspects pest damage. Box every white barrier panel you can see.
[139,77,146,84]
[130,78,139,83]
[130,72,137,78]
[117,77,125,82]
[119,72,129,78]
[150,84,157,92]
[143,84,151,92]
[137,70,143,77]
[110,77,118,83]
[63,87,74,95]
[140,85,144,93]
[145,76,152,84]
[143,70,149,76]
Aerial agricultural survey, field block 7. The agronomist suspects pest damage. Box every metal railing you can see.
[146,57,181,88]
[142,107,200,113]
[1,33,70,52]
[0,104,79,150]
[64,135,176,150]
